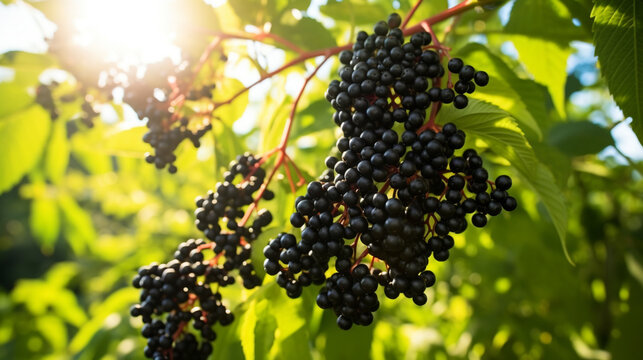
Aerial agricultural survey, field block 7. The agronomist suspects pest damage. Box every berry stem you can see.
[401,0,424,29]
[351,249,370,270]
[278,55,330,151]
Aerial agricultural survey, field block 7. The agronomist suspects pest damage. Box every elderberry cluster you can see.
[264,14,515,330]
[109,60,215,173]
[326,13,489,141]
[35,83,58,120]
[130,239,233,360]
[131,153,274,358]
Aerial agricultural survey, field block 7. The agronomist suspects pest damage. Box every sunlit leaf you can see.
[0,105,51,195]
[69,288,139,353]
[44,120,70,183]
[456,43,544,140]
[213,78,250,126]
[35,315,67,352]
[57,193,96,254]
[436,100,571,263]
[272,16,336,51]
[29,196,60,252]
[592,0,643,142]
[505,0,590,42]
[509,36,572,119]
[321,0,389,26]
[0,82,33,117]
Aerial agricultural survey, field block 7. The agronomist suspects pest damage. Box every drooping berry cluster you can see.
[325,14,488,142]
[130,240,233,360]
[106,60,216,173]
[265,14,516,330]
[131,153,273,359]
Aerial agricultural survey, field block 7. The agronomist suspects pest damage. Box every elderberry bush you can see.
[130,153,273,359]
[264,14,515,330]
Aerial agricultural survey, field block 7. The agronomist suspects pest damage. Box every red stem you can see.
[401,0,424,29]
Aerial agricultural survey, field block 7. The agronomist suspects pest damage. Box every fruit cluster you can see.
[35,83,59,120]
[106,60,216,173]
[264,14,516,330]
[130,153,273,359]
[325,14,488,140]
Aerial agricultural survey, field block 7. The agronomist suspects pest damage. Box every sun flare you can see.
[71,0,180,64]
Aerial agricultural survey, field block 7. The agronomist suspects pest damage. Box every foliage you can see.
[0,0,641,359]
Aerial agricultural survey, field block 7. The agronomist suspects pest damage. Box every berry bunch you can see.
[264,14,516,330]
[35,82,100,128]
[130,239,233,360]
[106,60,216,173]
[325,13,488,141]
[131,153,273,359]
[35,83,58,120]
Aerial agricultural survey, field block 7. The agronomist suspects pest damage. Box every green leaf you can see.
[272,16,336,51]
[44,120,69,183]
[592,0,643,141]
[258,93,290,153]
[505,0,590,43]
[254,300,277,360]
[241,299,277,360]
[0,51,55,84]
[510,36,572,119]
[35,315,67,352]
[0,82,33,117]
[241,300,258,360]
[213,78,250,126]
[320,0,389,26]
[547,121,614,156]
[436,100,571,263]
[625,252,643,288]
[101,126,150,157]
[57,193,96,254]
[456,43,544,139]
[0,105,51,195]
[69,288,139,353]
[321,310,374,359]
[29,196,60,252]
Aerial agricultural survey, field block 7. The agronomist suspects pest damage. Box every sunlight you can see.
[71,0,180,64]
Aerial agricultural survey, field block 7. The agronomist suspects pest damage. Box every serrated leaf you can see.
[0,105,51,195]
[30,196,60,252]
[436,100,571,263]
[44,120,69,183]
[456,43,544,139]
[547,121,614,156]
[505,0,590,42]
[510,36,572,119]
[592,0,643,142]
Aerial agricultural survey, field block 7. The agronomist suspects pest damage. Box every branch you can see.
[401,0,424,29]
